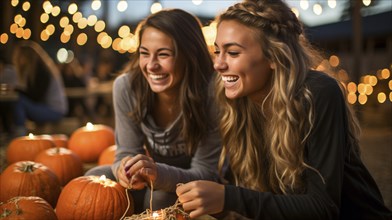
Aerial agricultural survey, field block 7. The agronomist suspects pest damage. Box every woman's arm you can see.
[111,74,145,182]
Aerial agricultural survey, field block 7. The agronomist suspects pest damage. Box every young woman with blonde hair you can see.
[176,0,391,219]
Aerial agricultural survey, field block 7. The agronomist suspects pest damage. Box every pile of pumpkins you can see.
[0,123,131,220]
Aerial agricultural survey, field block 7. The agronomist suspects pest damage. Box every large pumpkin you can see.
[98,145,117,165]
[34,147,84,186]
[6,134,55,164]
[56,175,133,220]
[0,196,58,220]
[68,123,115,163]
[0,161,61,208]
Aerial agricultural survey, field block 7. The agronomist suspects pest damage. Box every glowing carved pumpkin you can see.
[98,145,117,165]
[6,134,55,164]
[68,123,115,163]
[0,161,61,208]
[0,196,58,220]
[34,147,84,186]
[56,175,134,220]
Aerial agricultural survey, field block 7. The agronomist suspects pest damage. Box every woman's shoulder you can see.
[306,70,342,98]
[113,72,131,91]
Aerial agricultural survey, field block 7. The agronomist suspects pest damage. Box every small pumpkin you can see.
[34,147,84,186]
[6,134,55,164]
[56,175,133,220]
[98,145,117,165]
[0,196,58,220]
[0,161,61,208]
[49,134,69,148]
[68,123,115,163]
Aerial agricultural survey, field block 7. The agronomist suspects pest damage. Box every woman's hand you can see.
[176,180,225,218]
[119,154,157,190]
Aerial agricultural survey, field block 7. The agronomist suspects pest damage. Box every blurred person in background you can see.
[0,52,17,140]
[12,40,68,137]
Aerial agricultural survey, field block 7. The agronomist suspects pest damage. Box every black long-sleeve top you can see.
[224,71,392,220]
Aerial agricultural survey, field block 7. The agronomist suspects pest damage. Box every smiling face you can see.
[139,27,182,96]
[214,20,274,101]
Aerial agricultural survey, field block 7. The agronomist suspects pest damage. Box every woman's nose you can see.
[147,58,159,71]
[213,55,228,72]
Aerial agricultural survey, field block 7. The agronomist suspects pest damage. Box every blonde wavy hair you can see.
[216,0,361,194]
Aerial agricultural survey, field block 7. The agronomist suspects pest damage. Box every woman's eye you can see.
[139,51,149,56]
[213,50,220,55]
[158,53,170,57]
[228,51,239,56]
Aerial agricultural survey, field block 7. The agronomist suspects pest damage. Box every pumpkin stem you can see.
[21,162,36,173]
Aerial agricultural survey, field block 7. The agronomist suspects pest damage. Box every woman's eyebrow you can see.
[214,42,246,49]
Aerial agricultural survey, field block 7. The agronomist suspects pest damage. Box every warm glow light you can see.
[46,24,55,35]
[300,0,309,10]
[377,93,386,103]
[347,82,357,93]
[22,1,30,11]
[94,20,106,32]
[87,15,98,26]
[364,84,373,95]
[357,83,366,94]
[68,3,78,15]
[60,17,69,28]
[97,32,108,43]
[14,14,23,25]
[78,18,88,29]
[86,122,94,130]
[152,211,160,219]
[40,13,49,23]
[329,55,339,67]
[328,0,337,8]
[92,0,102,11]
[150,2,162,14]
[313,3,323,15]
[118,25,131,38]
[347,93,357,104]
[57,48,68,63]
[10,23,18,34]
[99,175,106,181]
[202,25,217,48]
[389,92,392,102]
[60,33,70,43]
[11,0,19,7]
[64,24,74,36]
[117,0,128,12]
[52,6,61,16]
[363,0,372,7]
[40,30,50,41]
[77,33,88,45]
[369,75,378,86]
[22,28,31,39]
[15,28,24,38]
[358,94,367,105]
[72,12,83,23]
[43,1,52,14]
[0,33,9,44]
[29,133,34,138]
[381,68,390,79]
[389,80,392,90]
[192,0,203,5]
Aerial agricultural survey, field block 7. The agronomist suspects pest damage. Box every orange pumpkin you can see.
[6,134,55,164]
[98,145,117,165]
[56,175,133,220]
[0,161,61,208]
[34,147,84,186]
[0,196,58,220]
[68,123,115,163]
[49,134,69,148]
